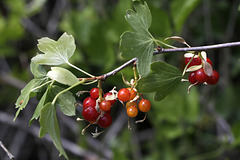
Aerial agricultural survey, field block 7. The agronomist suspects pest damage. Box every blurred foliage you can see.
[0,0,240,160]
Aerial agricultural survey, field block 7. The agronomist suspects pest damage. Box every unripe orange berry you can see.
[126,101,137,109]
[127,106,138,117]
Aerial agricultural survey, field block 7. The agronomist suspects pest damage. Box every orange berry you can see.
[138,99,151,112]
[126,101,137,109]
[127,87,137,100]
[127,106,138,117]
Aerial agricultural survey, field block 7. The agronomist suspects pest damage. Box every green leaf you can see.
[120,1,154,77]
[120,31,154,76]
[39,103,68,160]
[47,67,79,86]
[51,86,76,116]
[29,87,49,125]
[171,0,201,33]
[125,1,151,32]
[30,85,76,125]
[30,61,47,78]
[31,32,76,65]
[14,78,46,121]
[137,61,182,101]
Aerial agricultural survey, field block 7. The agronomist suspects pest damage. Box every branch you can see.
[0,141,14,160]
[154,41,240,53]
[79,41,240,81]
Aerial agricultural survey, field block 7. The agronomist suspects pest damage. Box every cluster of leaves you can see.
[15,33,83,160]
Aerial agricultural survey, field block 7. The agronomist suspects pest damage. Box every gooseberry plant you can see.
[14,1,240,159]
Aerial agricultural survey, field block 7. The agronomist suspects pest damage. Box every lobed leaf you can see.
[31,32,75,65]
[120,31,154,77]
[14,78,46,121]
[39,103,68,159]
[47,67,79,86]
[30,62,47,78]
[125,1,151,32]
[120,1,154,77]
[137,61,182,101]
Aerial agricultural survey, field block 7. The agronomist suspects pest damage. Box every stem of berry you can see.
[182,54,197,76]
[133,62,138,82]
[52,79,86,105]
[97,80,104,102]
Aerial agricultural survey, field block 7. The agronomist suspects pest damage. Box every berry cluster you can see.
[81,88,115,128]
[80,86,151,132]
[184,52,219,85]
[118,88,151,118]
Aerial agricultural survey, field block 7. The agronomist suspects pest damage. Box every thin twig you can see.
[102,57,138,80]
[154,41,240,53]
[0,141,14,160]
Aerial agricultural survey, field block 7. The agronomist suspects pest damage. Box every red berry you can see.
[82,106,100,122]
[105,109,111,115]
[185,57,201,68]
[127,88,137,100]
[98,114,112,128]
[118,88,130,102]
[104,92,116,105]
[207,58,212,66]
[99,100,112,111]
[83,97,96,109]
[195,68,208,83]
[90,88,99,99]
[127,106,138,117]
[188,72,198,84]
[206,70,219,85]
[138,99,151,112]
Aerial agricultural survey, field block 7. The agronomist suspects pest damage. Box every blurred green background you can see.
[0,0,240,159]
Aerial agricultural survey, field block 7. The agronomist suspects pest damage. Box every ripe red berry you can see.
[83,97,96,109]
[98,114,112,128]
[127,106,138,117]
[206,70,219,85]
[82,106,100,122]
[90,88,99,99]
[118,88,130,102]
[207,58,212,66]
[99,100,112,111]
[188,72,198,84]
[185,57,201,68]
[104,92,116,105]
[195,68,208,83]
[138,99,151,112]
